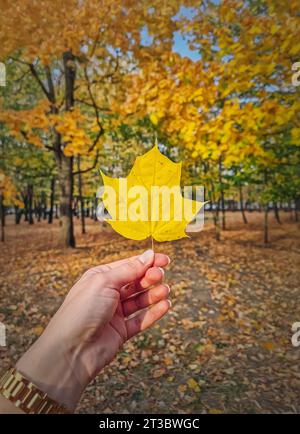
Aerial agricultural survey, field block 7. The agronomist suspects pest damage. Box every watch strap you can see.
[0,367,71,414]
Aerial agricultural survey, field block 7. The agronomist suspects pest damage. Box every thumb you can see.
[104,249,155,289]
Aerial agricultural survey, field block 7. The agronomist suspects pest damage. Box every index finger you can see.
[90,252,170,273]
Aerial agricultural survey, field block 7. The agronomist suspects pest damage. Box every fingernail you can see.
[139,249,154,264]
[165,284,170,294]
[159,267,165,277]
[167,299,172,308]
[167,256,171,265]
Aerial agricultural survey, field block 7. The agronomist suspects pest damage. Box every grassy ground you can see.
[0,211,299,413]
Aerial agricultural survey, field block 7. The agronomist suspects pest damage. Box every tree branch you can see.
[29,63,52,101]
[44,66,56,105]
[83,67,104,152]
[72,150,99,176]
[20,130,55,151]
[75,98,111,112]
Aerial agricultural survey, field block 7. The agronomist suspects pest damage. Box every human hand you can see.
[16,249,171,411]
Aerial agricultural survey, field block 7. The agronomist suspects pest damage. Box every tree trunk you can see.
[28,184,34,225]
[36,200,42,222]
[77,156,86,234]
[57,155,75,248]
[264,204,269,244]
[210,186,221,242]
[93,194,98,221]
[218,157,226,230]
[74,198,79,219]
[0,194,5,242]
[273,202,281,224]
[42,192,47,220]
[23,194,28,222]
[214,202,221,241]
[55,203,59,219]
[34,200,37,219]
[263,170,269,243]
[53,50,77,248]
[239,185,248,224]
[48,177,56,224]
[14,206,22,224]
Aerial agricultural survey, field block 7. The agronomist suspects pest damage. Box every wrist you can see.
[16,333,85,412]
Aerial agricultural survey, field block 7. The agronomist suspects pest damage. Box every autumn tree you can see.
[0,0,185,247]
[117,0,300,241]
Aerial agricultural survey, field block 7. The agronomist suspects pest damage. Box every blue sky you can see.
[141,6,201,62]
[172,5,201,61]
[141,27,200,61]
[173,31,201,61]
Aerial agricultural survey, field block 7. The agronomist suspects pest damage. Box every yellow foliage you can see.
[0,172,23,207]
[114,0,299,175]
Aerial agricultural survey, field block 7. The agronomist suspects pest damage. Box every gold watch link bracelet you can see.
[0,367,71,414]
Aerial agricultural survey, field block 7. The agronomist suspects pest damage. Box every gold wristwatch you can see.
[0,367,71,414]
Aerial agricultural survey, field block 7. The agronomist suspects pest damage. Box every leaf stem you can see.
[151,236,154,251]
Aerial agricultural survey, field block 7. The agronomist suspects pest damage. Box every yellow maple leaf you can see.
[100,145,205,242]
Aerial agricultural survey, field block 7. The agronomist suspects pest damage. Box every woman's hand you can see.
[16,249,171,411]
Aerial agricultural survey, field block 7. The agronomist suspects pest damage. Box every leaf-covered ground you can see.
[0,212,299,413]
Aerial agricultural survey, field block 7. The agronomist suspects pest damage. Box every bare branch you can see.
[83,66,104,152]
[15,68,31,83]
[75,98,111,112]
[29,63,52,101]
[20,129,55,151]
[45,144,55,151]
[89,129,104,154]
[9,57,30,66]
[72,150,100,175]
[44,66,56,104]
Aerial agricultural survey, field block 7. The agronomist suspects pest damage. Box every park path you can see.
[0,213,299,413]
